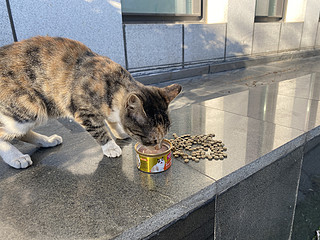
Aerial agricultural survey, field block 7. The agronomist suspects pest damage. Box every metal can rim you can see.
[134,139,172,157]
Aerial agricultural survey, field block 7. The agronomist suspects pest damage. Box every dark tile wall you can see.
[148,145,305,240]
[291,137,320,240]
[215,147,303,240]
[149,198,215,240]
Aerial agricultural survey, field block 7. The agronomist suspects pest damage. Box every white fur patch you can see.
[0,140,33,168]
[0,113,37,138]
[107,108,121,123]
[101,139,122,158]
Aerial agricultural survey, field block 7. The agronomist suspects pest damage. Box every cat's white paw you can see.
[102,140,122,158]
[9,154,33,169]
[40,134,63,147]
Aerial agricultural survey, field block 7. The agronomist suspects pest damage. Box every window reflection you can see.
[122,73,320,181]
[172,73,319,179]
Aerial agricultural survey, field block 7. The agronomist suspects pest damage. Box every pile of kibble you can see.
[169,133,227,163]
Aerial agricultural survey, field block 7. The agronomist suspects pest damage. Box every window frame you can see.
[121,0,204,23]
[254,0,287,23]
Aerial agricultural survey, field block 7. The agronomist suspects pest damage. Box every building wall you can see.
[301,0,320,48]
[1,0,125,66]
[1,0,320,74]
[124,0,320,73]
[0,1,13,46]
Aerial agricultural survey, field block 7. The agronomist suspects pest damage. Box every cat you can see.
[151,158,165,173]
[0,36,181,169]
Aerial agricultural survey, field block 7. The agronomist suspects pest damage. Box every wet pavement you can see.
[1,56,320,239]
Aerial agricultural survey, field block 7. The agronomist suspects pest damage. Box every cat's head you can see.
[122,84,182,147]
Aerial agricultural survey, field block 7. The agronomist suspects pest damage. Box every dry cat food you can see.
[169,133,227,163]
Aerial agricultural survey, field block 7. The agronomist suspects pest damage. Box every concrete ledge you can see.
[134,48,320,85]
[115,183,218,240]
[1,55,320,240]
[116,125,320,239]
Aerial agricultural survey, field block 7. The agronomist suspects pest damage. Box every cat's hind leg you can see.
[20,130,63,148]
[0,139,32,168]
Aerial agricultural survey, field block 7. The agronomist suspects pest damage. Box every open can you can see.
[135,139,172,173]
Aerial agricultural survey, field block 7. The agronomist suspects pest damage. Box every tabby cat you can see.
[0,36,181,169]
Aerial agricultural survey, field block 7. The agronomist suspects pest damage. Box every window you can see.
[121,0,202,22]
[255,0,286,22]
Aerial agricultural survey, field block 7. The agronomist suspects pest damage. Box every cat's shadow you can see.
[0,119,134,179]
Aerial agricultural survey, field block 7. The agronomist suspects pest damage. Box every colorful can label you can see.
[135,139,172,173]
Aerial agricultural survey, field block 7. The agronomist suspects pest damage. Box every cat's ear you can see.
[125,94,147,123]
[126,94,141,109]
[162,84,182,104]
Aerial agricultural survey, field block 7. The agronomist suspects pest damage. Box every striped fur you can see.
[0,36,181,168]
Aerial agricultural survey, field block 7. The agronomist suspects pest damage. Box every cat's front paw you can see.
[9,154,33,169]
[40,134,63,148]
[101,140,122,158]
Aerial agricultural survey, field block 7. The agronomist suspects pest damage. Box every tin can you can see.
[135,139,172,173]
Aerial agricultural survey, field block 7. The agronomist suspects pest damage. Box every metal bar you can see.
[5,0,18,42]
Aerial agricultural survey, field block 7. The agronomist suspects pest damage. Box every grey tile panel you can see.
[0,1,13,46]
[8,0,125,66]
[252,23,281,54]
[291,136,320,239]
[125,24,182,69]
[279,23,304,51]
[184,24,226,63]
[215,146,303,240]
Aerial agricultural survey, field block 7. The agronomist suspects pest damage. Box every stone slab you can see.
[226,0,255,57]
[169,104,304,181]
[133,49,320,85]
[135,65,210,85]
[0,120,214,240]
[291,136,320,239]
[300,0,320,48]
[9,0,125,66]
[279,23,304,51]
[252,23,281,54]
[0,1,13,46]
[215,146,303,239]
[184,24,225,63]
[149,198,215,240]
[197,74,320,132]
[125,24,182,69]
[317,23,320,46]
[2,53,320,240]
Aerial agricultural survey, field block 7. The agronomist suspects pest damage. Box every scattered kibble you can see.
[169,133,227,164]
